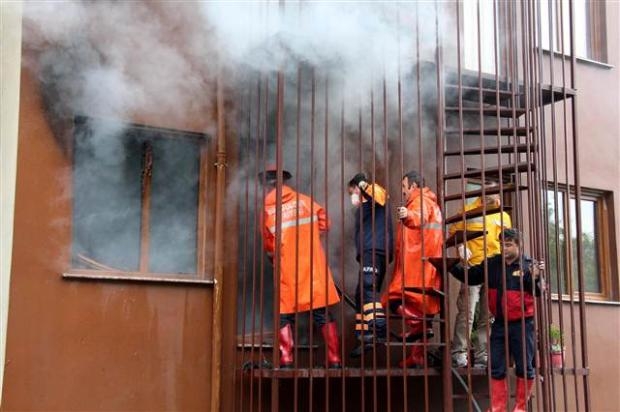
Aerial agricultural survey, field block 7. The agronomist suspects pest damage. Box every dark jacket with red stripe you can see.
[449,254,540,322]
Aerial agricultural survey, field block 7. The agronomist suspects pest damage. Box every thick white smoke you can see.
[23,1,218,130]
[202,2,441,102]
[23,1,448,134]
[21,2,452,303]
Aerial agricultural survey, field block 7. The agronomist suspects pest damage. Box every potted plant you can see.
[549,324,564,368]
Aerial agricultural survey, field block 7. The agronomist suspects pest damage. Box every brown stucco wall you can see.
[1,67,217,411]
[542,2,620,411]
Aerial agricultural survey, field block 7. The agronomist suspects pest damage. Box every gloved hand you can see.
[397,206,408,219]
[457,245,472,262]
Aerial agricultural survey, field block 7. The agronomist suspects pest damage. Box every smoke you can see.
[22,2,452,336]
[202,2,440,101]
[24,1,218,129]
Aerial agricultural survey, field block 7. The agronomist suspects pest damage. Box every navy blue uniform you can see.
[352,184,394,341]
[450,254,540,379]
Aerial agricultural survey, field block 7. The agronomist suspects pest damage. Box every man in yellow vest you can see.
[449,193,511,368]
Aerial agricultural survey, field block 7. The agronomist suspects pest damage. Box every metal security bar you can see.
[232,2,591,411]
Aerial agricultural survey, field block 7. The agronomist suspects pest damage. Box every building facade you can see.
[1,1,618,411]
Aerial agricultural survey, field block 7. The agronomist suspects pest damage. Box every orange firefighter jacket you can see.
[383,187,444,315]
[262,185,340,314]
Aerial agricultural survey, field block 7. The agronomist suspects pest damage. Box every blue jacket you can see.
[450,254,541,321]
[353,183,394,262]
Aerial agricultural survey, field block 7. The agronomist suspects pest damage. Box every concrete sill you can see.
[62,271,216,287]
[540,48,614,70]
[551,295,620,306]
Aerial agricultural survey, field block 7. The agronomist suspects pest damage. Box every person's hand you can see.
[531,260,545,278]
[457,245,472,262]
[397,206,408,219]
[358,180,369,190]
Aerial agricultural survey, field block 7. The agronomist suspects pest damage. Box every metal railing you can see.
[232,2,591,411]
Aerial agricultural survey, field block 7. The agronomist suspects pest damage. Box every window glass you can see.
[463,0,497,74]
[539,0,604,62]
[547,188,603,296]
[547,190,566,294]
[149,136,200,274]
[569,199,600,293]
[71,118,202,275]
[72,120,142,271]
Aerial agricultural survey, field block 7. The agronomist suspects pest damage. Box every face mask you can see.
[351,193,361,207]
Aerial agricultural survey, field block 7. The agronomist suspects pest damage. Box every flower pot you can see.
[551,351,564,368]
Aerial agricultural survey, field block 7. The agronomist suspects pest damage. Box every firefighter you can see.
[449,192,512,368]
[260,165,342,369]
[347,173,393,352]
[448,228,544,412]
[382,171,443,368]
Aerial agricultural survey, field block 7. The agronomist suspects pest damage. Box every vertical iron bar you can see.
[414,5,429,411]
[568,0,592,409]
[308,67,316,412]
[293,65,302,411]
[258,75,269,412]
[339,97,346,412]
[270,70,284,412]
[396,13,406,406]
[358,105,367,412]
[558,0,582,408]
[525,1,550,410]
[323,75,331,412]
[370,81,378,412]
[357,106,366,412]
[474,1,485,409]
[249,77,262,412]
[384,62,392,412]
[545,0,569,409]
[490,0,503,403]
[238,87,252,412]
[434,1,453,410]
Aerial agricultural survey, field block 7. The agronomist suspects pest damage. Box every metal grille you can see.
[231,2,591,411]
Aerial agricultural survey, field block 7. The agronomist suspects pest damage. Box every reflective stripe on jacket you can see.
[263,185,340,314]
[383,187,443,315]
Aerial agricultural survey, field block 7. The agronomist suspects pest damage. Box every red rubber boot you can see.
[321,322,342,369]
[278,324,294,368]
[488,378,508,412]
[399,344,427,368]
[512,377,535,412]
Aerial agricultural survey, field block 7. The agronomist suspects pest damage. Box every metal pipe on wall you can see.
[211,74,228,412]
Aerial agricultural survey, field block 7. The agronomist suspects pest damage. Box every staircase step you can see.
[444,143,537,156]
[443,163,534,181]
[445,206,513,225]
[443,230,486,248]
[445,106,527,118]
[445,84,518,105]
[444,183,527,202]
[445,127,533,136]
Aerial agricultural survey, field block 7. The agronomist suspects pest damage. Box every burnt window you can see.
[70,117,208,279]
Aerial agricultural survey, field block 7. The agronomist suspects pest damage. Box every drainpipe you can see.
[210,76,227,412]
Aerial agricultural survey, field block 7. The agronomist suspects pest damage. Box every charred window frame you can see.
[546,185,617,302]
[64,116,212,284]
